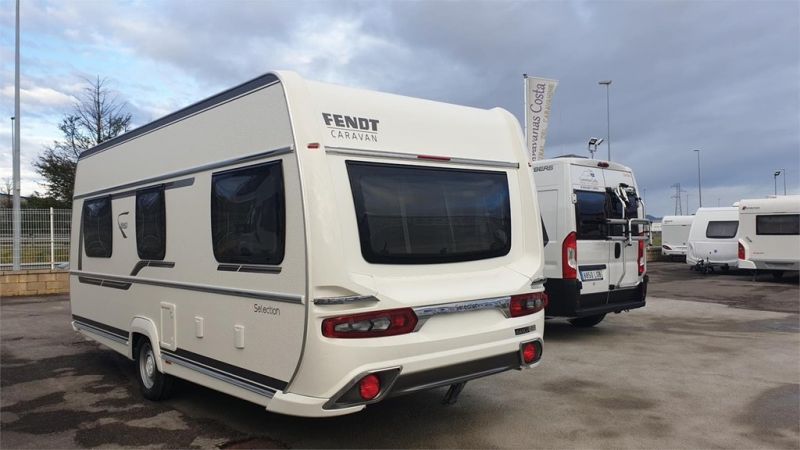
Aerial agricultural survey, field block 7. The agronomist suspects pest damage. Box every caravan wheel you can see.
[135,339,174,401]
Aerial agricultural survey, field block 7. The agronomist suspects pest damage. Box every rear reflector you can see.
[509,292,548,317]
[359,374,381,400]
[520,340,542,365]
[322,308,418,338]
[738,241,746,260]
[417,154,451,161]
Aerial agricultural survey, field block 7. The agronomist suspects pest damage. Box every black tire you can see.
[772,271,784,280]
[135,339,174,401]
[569,314,606,328]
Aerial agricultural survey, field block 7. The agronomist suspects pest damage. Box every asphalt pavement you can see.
[1,262,798,448]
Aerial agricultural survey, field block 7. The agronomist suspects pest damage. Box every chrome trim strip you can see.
[162,353,276,398]
[325,146,519,169]
[70,270,303,304]
[412,296,511,331]
[74,146,293,200]
[313,295,379,305]
[74,321,128,345]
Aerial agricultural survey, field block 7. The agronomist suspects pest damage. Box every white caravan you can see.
[69,71,547,418]
[737,196,800,278]
[686,207,739,272]
[531,156,649,327]
[661,215,694,258]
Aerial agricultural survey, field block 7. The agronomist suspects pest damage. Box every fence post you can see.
[50,207,55,270]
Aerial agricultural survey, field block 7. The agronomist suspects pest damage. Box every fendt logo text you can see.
[322,113,379,143]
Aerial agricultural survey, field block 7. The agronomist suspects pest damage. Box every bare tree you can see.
[34,76,132,205]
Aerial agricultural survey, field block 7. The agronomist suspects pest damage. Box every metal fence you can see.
[0,208,72,271]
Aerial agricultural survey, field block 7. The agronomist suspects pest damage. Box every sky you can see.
[1,0,798,217]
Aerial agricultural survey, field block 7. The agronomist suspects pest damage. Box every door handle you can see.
[615,243,621,258]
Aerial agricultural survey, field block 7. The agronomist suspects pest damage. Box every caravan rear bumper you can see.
[544,275,648,318]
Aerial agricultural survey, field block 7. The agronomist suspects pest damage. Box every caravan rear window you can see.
[347,161,511,264]
[756,214,800,235]
[706,221,738,239]
[211,161,285,265]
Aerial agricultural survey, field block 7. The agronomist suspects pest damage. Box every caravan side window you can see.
[575,191,606,240]
[211,161,285,265]
[136,185,166,260]
[83,196,113,258]
[706,221,738,239]
[756,214,800,235]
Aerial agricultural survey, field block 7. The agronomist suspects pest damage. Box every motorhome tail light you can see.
[509,292,548,317]
[562,231,578,279]
[417,154,451,161]
[738,241,746,260]
[638,237,646,275]
[321,308,418,338]
[358,374,381,400]
[597,162,610,168]
[520,340,542,365]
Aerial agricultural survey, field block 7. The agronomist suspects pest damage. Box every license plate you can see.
[581,270,603,281]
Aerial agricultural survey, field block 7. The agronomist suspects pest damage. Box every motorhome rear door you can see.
[603,168,641,290]
[571,165,611,303]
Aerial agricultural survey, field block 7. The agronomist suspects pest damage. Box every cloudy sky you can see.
[1,0,798,216]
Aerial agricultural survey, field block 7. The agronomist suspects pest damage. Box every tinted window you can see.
[575,191,606,240]
[211,161,285,265]
[756,214,800,235]
[706,220,738,239]
[83,196,112,258]
[347,161,511,264]
[136,185,166,260]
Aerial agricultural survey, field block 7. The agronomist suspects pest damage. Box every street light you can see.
[774,171,781,196]
[598,80,612,161]
[587,137,604,159]
[693,149,702,207]
[775,169,786,195]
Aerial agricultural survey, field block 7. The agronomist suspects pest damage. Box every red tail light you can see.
[738,241,746,260]
[562,231,578,279]
[359,374,381,400]
[638,238,646,276]
[322,308,418,338]
[509,292,548,317]
[522,342,538,364]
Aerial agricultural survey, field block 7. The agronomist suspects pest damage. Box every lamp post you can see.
[693,149,702,207]
[12,0,21,271]
[587,137,604,159]
[598,80,612,161]
[775,169,786,195]
[774,171,781,196]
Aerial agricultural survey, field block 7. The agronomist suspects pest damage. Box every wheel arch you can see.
[129,316,164,372]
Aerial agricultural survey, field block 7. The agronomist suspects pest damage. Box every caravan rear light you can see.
[509,292,548,317]
[638,238,646,275]
[562,231,578,279]
[738,241,746,260]
[322,308,418,338]
[359,374,381,400]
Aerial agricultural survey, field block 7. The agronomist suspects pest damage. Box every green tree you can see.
[34,77,132,206]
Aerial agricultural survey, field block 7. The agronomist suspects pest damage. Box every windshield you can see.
[346,161,511,264]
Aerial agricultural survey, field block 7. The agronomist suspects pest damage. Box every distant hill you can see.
[646,214,662,222]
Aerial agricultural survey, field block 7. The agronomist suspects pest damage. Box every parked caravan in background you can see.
[69,71,547,417]
[661,215,694,259]
[686,207,739,272]
[531,156,650,328]
[737,196,800,279]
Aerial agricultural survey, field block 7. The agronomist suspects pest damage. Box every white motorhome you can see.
[69,71,547,418]
[661,215,694,258]
[737,196,800,278]
[686,207,739,272]
[531,156,649,327]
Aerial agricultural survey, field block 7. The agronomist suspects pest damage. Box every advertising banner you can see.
[524,75,558,162]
